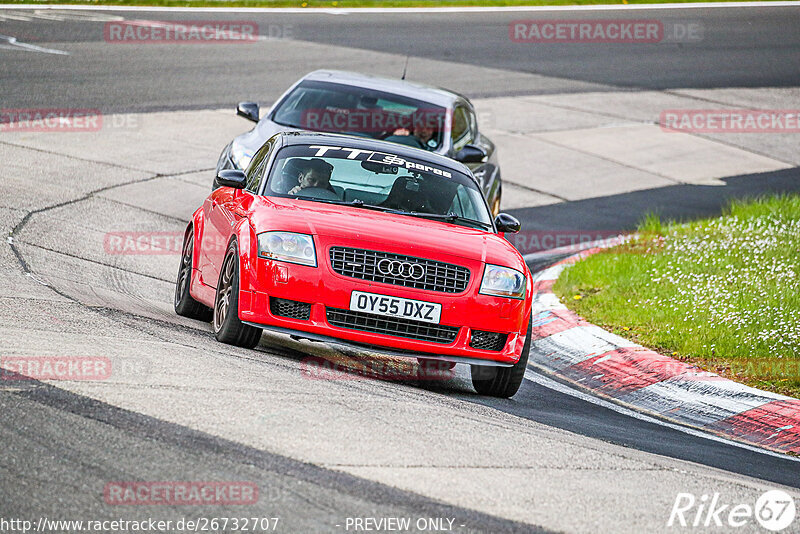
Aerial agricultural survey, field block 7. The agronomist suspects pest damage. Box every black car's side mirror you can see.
[455,144,487,164]
[216,169,247,189]
[494,213,521,234]
[236,102,260,123]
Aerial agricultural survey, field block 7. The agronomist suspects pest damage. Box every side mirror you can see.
[215,169,247,189]
[455,144,487,164]
[494,213,521,234]
[236,102,260,123]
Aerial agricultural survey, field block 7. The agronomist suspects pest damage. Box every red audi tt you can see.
[175,132,532,397]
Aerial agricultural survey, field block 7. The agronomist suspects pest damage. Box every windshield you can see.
[271,80,447,152]
[264,144,492,229]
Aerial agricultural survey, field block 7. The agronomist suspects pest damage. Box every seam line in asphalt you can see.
[99,195,192,224]
[501,178,569,202]
[530,134,686,185]
[0,140,155,174]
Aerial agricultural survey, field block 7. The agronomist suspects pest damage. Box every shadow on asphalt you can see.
[459,377,800,489]
[488,168,800,488]
[508,167,800,234]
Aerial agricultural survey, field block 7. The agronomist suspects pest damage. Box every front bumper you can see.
[244,323,515,367]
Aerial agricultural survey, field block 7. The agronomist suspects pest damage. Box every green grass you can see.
[3,0,781,7]
[554,195,800,398]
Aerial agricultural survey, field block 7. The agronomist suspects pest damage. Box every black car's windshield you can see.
[264,144,492,229]
[271,80,447,152]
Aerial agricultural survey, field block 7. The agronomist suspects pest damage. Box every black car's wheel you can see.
[470,320,531,398]
[213,241,262,348]
[174,228,213,321]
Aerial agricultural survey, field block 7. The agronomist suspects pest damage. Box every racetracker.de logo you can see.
[510,19,663,43]
[510,230,627,255]
[0,109,102,132]
[660,109,800,133]
[104,231,182,255]
[104,482,258,505]
[104,20,259,43]
[1,356,111,381]
[103,231,230,256]
[300,108,446,134]
[300,356,455,382]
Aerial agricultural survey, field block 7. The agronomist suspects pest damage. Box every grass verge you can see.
[1,0,781,8]
[554,194,800,398]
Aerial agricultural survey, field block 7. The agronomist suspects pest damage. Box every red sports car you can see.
[175,132,532,397]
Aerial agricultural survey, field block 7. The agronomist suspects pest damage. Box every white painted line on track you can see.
[524,368,800,463]
[0,2,798,13]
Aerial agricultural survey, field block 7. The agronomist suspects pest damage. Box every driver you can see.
[391,124,436,149]
[285,158,335,196]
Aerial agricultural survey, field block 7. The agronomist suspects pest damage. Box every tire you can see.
[213,241,262,348]
[174,228,213,321]
[470,320,531,398]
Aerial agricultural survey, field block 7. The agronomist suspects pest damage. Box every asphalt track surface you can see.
[1,6,800,110]
[1,5,800,533]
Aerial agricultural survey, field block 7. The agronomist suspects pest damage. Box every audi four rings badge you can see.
[377,259,425,280]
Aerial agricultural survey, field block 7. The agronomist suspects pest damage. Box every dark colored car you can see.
[216,70,503,215]
[183,132,530,397]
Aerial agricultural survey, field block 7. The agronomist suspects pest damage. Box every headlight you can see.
[480,264,526,299]
[257,232,317,267]
[230,142,254,170]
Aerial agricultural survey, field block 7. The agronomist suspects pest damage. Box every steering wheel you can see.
[293,187,341,201]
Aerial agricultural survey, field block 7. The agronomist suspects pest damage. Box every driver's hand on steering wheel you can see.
[288,185,303,195]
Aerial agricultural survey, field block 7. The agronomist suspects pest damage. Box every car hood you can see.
[234,118,452,161]
[235,119,296,156]
[249,196,523,268]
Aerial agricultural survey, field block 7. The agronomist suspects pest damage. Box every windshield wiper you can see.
[405,212,492,230]
[290,197,491,229]
[291,196,403,214]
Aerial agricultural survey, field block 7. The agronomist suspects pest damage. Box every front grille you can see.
[326,307,459,344]
[469,330,508,351]
[270,298,311,320]
[329,247,470,293]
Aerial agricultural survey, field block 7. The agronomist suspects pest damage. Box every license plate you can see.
[349,291,442,324]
